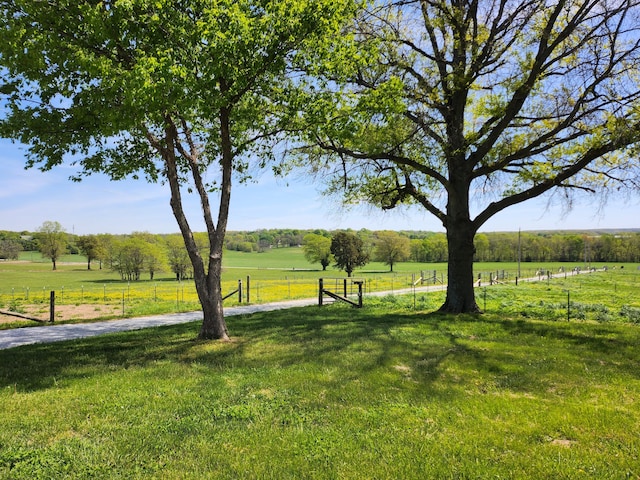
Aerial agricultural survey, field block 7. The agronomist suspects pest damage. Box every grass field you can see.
[1,252,639,477]
[1,294,639,478]
[0,249,638,327]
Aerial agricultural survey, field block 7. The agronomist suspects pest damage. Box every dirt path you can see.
[0,304,122,324]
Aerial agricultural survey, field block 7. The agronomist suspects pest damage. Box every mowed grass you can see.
[1,294,639,479]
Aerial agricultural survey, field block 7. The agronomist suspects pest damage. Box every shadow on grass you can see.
[497,316,640,359]
[0,306,455,393]
[1,305,638,395]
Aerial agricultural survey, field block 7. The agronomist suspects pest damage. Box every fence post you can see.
[246,276,250,303]
[319,278,324,306]
[49,290,55,323]
[238,279,243,303]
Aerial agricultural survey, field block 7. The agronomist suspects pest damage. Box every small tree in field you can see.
[302,233,333,271]
[76,235,102,270]
[331,232,369,277]
[165,235,193,281]
[373,231,410,272]
[0,239,22,260]
[36,221,67,270]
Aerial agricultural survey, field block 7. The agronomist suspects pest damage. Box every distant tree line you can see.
[405,231,639,264]
[229,229,640,265]
[2,228,639,276]
[0,226,205,279]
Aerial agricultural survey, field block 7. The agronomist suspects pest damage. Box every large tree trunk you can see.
[439,167,481,313]
[439,219,480,313]
[195,254,228,340]
[156,112,231,341]
[168,188,230,341]
[196,103,233,341]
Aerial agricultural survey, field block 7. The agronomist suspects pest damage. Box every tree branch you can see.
[473,120,640,229]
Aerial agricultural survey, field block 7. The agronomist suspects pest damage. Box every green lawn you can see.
[1,294,639,478]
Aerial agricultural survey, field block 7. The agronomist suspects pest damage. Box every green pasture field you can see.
[1,249,638,327]
[1,295,639,478]
[3,248,450,322]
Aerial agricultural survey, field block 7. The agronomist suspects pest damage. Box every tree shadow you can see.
[0,324,200,391]
[497,317,639,358]
[1,306,637,397]
[0,306,466,397]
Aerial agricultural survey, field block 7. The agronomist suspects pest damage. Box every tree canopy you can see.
[298,0,640,312]
[302,233,333,270]
[0,0,355,339]
[331,231,369,276]
[36,221,67,270]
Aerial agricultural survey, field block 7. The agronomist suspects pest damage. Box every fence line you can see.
[0,267,624,306]
[1,268,638,324]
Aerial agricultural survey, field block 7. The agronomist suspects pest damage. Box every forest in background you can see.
[1,227,639,268]
[223,228,640,264]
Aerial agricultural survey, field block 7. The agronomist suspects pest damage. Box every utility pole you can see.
[517,228,522,279]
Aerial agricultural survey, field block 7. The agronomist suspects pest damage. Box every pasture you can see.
[0,249,638,327]
[1,295,639,478]
[0,250,639,477]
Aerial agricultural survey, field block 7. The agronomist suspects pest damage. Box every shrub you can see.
[620,305,640,324]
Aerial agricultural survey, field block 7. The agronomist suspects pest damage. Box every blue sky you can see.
[1,138,637,235]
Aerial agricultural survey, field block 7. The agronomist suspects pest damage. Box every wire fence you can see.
[1,267,638,324]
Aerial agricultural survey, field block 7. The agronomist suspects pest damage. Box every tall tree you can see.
[94,234,113,270]
[0,0,354,339]
[373,230,410,272]
[36,221,67,270]
[331,231,369,277]
[76,234,101,270]
[299,0,640,312]
[109,237,146,281]
[302,233,333,270]
[0,239,22,260]
[165,234,193,281]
